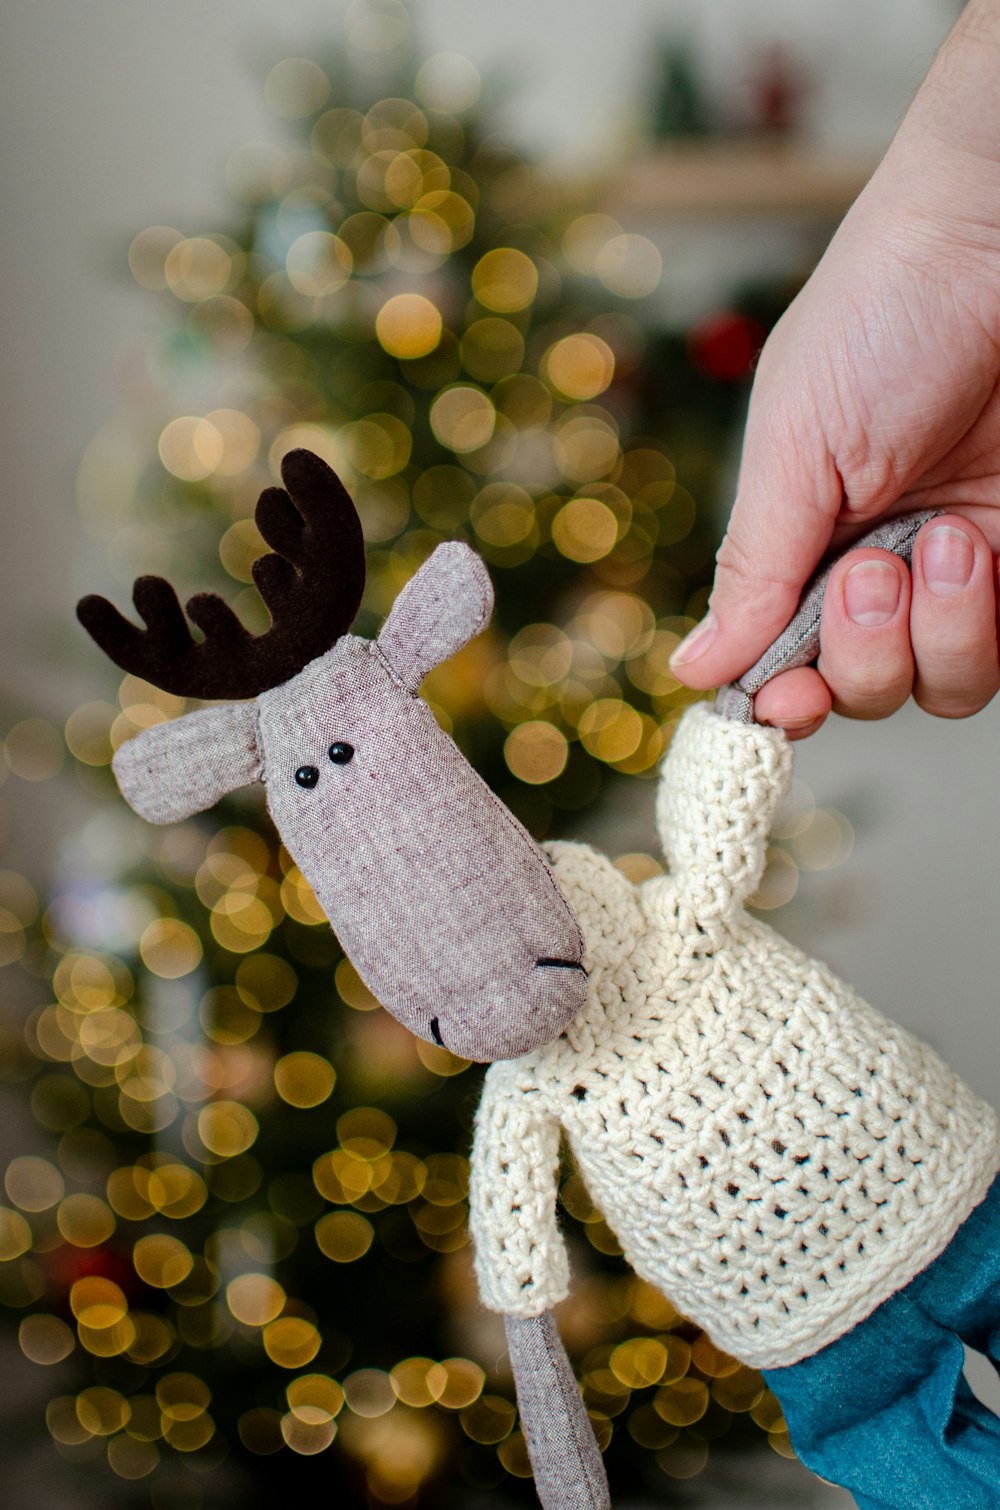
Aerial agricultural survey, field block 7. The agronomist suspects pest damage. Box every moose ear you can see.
[376,542,493,692]
[113,702,261,825]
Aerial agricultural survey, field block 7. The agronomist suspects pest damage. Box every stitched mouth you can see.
[535,957,586,973]
[429,1017,444,1046]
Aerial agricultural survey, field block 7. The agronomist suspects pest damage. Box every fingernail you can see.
[844,562,900,626]
[777,714,824,729]
[923,524,974,596]
[670,612,717,668]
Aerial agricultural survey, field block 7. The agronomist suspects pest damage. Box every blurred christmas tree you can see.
[0,6,795,1507]
[649,39,713,141]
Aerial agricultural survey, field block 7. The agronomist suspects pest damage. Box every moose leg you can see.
[504,1311,611,1509]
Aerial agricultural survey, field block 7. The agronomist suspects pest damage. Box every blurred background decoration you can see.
[0,1,985,1507]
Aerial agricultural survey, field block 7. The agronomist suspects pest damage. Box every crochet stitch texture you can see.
[469,704,1000,1369]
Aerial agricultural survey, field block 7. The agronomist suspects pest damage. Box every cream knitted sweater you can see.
[469,705,1000,1370]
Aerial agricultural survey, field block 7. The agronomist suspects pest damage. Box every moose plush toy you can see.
[79,450,1000,1510]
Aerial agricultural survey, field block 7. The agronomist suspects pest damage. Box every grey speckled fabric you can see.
[106,542,588,1062]
[715,511,940,723]
[505,1312,610,1510]
[112,702,260,825]
[376,540,493,692]
[257,635,586,1061]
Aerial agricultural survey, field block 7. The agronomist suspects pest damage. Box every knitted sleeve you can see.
[655,703,792,920]
[469,1065,570,1318]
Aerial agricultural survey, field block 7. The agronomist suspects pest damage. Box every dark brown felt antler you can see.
[77,449,366,700]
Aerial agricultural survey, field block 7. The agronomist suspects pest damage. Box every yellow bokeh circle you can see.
[543,333,615,401]
[429,386,495,453]
[76,1386,130,1437]
[139,918,203,979]
[263,1316,321,1369]
[343,1368,396,1418]
[156,1372,211,1421]
[578,699,644,764]
[655,1377,710,1428]
[19,1314,74,1366]
[280,1410,337,1454]
[162,1414,215,1452]
[472,248,538,313]
[0,1206,31,1261]
[4,718,64,782]
[107,1434,159,1480]
[503,722,569,786]
[611,1336,668,1388]
[70,1276,127,1329]
[57,1194,115,1249]
[5,1155,63,1213]
[226,1272,286,1327]
[164,237,233,301]
[158,417,225,482]
[274,1052,336,1109]
[551,497,619,563]
[287,1374,344,1423]
[197,1100,259,1158]
[285,232,352,296]
[375,293,442,359]
[132,1233,193,1289]
[315,1211,374,1263]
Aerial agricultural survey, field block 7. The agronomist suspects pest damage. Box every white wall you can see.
[0,0,959,711]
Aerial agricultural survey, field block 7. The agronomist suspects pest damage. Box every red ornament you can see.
[688,312,766,382]
[45,1242,135,1299]
[747,43,809,137]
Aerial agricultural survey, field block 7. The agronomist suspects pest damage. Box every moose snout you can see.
[427,949,587,1062]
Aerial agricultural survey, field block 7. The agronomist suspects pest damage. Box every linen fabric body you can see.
[469,704,1000,1370]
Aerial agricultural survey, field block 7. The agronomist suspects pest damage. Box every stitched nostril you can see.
[429,1017,444,1046]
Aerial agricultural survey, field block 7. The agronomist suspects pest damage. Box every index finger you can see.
[671,411,845,687]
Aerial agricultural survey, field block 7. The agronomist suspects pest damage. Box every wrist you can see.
[872,0,1000,258]
[902,0,1000,165]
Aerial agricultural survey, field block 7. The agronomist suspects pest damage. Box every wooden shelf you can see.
[601,141,879,219]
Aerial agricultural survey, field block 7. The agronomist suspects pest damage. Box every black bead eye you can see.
[328,742,354,765]
[295,765,320,789]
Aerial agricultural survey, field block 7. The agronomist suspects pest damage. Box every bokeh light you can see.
[315,1210,374,1262]
[429,385,495,452]
[197,1101,259,1158]
[227,1273,285,1326]
[544,333,616,401]
[19,1314,75,1366]
[274,1051,336,1107]
[472,247,538,312]
[12,24,806,1499]
[263,1316,321,1369]
[376,293,442,359]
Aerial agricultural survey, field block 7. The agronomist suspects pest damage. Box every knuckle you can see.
[834,429,907,516]
[830,682,912,721]
[714,529,757,584]
[823,660,913,720]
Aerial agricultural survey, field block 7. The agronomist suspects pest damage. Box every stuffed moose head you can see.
[78,450,587,1063]
[79,452,1000,1510]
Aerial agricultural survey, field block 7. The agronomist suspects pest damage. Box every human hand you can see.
[670,1,1000,737]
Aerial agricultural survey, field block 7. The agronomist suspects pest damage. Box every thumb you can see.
[670,397,846,689]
